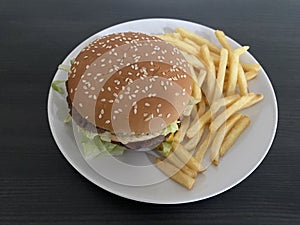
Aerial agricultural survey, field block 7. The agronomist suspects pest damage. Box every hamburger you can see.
[65,32,196,157]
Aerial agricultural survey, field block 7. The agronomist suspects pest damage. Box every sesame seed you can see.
[133,108,137,114]
[98,114,102,119]
[101,109,104,114]
[108,99,114,103]
[93,95,97,100]
[107,87,111,91]
[166,113,171,118]
[86,65,89,69]
[112,115,116,120]
[84,56,88,59]
[99,78,104,83]
[101,64,105,67]
[85,116,89,119]
[101,98,106,102]
[118,108,123,112]
[158,113,162,117]
[145,102,150,107]
[79,103,83,107]
[105,120,110,124]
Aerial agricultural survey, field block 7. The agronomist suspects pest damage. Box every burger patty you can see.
[66,88,167,149]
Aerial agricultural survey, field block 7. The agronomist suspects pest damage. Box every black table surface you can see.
[1,0,300,224]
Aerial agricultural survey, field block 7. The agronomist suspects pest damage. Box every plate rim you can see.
[47,18,278,204]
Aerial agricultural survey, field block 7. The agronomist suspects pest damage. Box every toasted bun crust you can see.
[66,32,193,135]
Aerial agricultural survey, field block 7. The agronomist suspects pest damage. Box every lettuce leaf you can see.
[58,64,71,72]
[81,129,125,159]
[156,142,172,157]
[162,121,179,135]
[51,80,65,94]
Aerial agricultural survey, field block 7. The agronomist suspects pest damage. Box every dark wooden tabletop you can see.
[1,0,300,224]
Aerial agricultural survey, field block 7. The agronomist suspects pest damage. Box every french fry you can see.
[184,126,205,151]
[176,27,220,54]
[156,158,195,190]
[226,46,249,96]
[173,116,190,144]
[154,28,263,190]
[172,32,183,40]
[158,35,199,55]
[214,30,260,73]
[214,48,229,99]
[197,69,207,87]
[210,113,243,165]
[194,130,215,163]
[190,105,198,120]
[220,116,251,157]
[183,38,201,50]
[209,94,256,133]
[241,63,260,72]
[200,45,216,103]
[190,66,202,102]
[215,30,233,56]
[166,152,197,178]
[237,64,248,95]
[180,51,205,69]
[242,93,264,108]
[187,94,240,138]
[173,144,205,172]
[245,70,259,81]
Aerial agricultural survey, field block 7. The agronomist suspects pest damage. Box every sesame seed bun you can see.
[66,32,194,137]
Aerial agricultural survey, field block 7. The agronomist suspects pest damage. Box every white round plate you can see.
[48,18,278,204]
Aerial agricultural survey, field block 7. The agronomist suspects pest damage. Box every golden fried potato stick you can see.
[176,27,220,54]
[187,94,240,138]
[226,46,249,96]
[183,37,201,50]
[210,113,243,165]
[194,129,215,163]
[215,30,233,56]
[242,63,260,72]
[214,48,229,99]
[220,116,251,157]
[181,51,206,69]
[200,44,216,103]
[166,152,198,178]
[245,70,259,81]
[172,144,205,172]
[157,35,199,55]
[173,116,190,144]
[209,93,262,133]
[156,158,195,190]
[184,126,205,151]
[237,64,248,95]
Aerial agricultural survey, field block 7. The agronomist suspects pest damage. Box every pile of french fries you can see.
[155,27,263,189]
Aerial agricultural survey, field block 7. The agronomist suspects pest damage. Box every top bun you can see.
[66,32,194,135]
